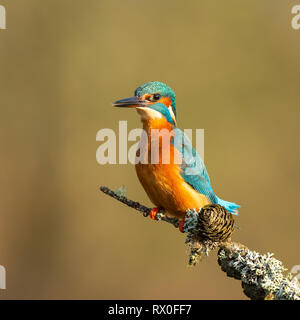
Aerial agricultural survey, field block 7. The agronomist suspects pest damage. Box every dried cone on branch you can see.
[197,204,234,242]
[100,186,300,299]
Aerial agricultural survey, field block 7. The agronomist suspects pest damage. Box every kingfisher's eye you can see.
[152,94,161,101]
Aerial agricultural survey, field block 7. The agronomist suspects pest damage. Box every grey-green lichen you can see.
[218,243,300,300]
[184,209,206,266]
[184,208,230,266]
[183,208,199,233]
[114,185,127,197]
[186,237,220,266]
[100,185,300,300]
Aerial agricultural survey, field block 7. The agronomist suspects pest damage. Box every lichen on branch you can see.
[100,185,300,300]
[218,242,300,300]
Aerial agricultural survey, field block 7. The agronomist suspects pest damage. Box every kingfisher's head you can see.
[113,81,177,126]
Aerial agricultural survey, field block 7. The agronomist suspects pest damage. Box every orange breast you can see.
[135,119,211,219]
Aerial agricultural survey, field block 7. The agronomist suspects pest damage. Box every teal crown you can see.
[134,81,177,119]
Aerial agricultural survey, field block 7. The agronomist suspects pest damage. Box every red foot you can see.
[178,218,185,233]
[149,207,160,220]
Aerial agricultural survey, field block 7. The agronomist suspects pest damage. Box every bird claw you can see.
[178,218,186,233]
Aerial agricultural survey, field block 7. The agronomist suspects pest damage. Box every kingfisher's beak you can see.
[112,96,147,108]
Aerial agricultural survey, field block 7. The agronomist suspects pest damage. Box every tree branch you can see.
[100,185,300,300]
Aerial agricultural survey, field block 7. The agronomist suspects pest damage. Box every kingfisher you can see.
[113,81,239,231]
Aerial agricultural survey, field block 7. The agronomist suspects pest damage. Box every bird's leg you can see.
[149,207,163,220]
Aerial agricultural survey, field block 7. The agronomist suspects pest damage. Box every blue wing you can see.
[172,128,217,203]
[172,128,240,214]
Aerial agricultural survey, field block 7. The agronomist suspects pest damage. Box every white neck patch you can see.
[168,106,177,125]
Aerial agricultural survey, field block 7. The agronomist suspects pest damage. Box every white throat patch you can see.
[136,107,163,121]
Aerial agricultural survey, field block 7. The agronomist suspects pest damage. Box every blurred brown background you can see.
[0,0,299,299]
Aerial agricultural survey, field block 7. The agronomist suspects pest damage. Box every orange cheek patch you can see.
[159,97,172,107]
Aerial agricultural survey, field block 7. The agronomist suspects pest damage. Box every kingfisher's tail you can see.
[216,197,240,215]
